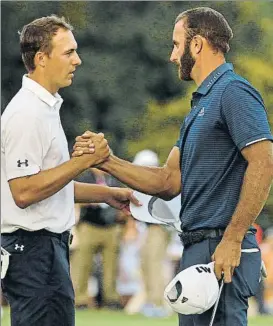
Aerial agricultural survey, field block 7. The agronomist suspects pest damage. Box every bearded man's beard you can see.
[179,40,196,81]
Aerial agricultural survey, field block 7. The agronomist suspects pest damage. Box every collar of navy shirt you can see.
[193,63,234,97]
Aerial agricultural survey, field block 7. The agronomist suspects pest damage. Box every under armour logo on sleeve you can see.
[15,244,24,251]
[17,159,28,167]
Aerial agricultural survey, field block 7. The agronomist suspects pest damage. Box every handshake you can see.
[72,131,112,168]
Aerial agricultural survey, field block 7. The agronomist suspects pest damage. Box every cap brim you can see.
[130,191,166,224]
[130,191,181,225]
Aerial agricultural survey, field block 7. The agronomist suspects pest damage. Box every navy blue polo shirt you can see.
[176,63,273,231]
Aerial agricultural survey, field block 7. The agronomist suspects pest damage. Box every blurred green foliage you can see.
[1,1,272,221]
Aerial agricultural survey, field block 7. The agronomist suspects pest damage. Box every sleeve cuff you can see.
[237,133,273,151]
[7,166,40,181]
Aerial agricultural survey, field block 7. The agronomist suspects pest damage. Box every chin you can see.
[179,69,192,81]
[62,80,73,88]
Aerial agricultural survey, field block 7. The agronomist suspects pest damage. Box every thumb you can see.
[82,131,97,138]
[129,192,142,207]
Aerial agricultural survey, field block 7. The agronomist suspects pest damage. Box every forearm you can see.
[100,155,175,199]
[9,157,88,208]
[74,181,113,203]
[223,161,273,243]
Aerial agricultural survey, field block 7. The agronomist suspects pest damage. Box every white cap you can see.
[129,191,181,231]
[133,150,159,166]
[164,262,219,315]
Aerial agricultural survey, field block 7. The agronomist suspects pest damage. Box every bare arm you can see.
[99,146,182,200]
[74,181,140,213]
[74,181,114,203]
[8,135,109,209]
[213,140,273,282]
[223,140,273,242]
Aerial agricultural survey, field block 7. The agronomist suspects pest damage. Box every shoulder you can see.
[222,72,264,104]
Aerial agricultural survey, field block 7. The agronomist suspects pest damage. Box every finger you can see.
[129,193,142,206]
[121,205,132,216]
[211,254,215,261]
[74,147,95,154]
[82,131,98,138]
[223,266,232,283]
[75,135,89,142]
[214,262,223,280]
[73,141,93,149]
[72,150,83,157]
[101,139,108,147]
[97,132,105,138]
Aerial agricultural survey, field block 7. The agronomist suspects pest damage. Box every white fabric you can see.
[164,262,219,315]
[1,75,75,233]
[1,247,10,279]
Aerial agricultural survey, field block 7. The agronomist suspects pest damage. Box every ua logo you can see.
[17,159,28,167]
[181,297,188,303]
[198,107,205,117]
[14,244,24,251]
[196,266,211,274]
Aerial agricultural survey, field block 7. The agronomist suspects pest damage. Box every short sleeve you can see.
[2,113,51,180]
[221,81,273,150]
[174,119,187,148]
[174,139,180,147]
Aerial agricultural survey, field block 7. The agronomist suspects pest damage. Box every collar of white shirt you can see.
[22,75,63,110]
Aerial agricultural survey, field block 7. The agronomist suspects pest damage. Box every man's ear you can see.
[192,35,203,55]
[34,51,46,68]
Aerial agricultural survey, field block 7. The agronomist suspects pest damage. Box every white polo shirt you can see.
[1,75,75,233]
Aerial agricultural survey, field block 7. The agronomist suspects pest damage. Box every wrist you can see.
[223,226,245,243]
[104,186,113,204]
[99,154,114,171]
[71,156,90,172]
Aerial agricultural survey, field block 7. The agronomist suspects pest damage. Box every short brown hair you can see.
[175,7,233,54]
[19,15,73,72]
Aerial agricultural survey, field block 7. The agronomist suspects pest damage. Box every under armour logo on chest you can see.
[17,159,28,167]
[198,107,205,117]
[15,244,24,251]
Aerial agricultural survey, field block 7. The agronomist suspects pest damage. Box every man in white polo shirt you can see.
[1,15,138,326]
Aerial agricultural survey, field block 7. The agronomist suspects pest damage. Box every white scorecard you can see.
[130,191,181,232]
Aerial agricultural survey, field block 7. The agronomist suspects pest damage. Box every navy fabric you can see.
[1,233,75,326]
[175,63,273,231]
[178,233,261,326]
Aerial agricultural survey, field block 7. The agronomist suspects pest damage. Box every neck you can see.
[27,71,58,95]
[191,54,226,86]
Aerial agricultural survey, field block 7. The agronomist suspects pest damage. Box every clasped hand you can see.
[73,131,110,167]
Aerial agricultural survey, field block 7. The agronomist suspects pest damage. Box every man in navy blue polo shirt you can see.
[72,7,273,325]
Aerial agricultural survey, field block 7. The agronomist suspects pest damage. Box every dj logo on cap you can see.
[164,262,220,315]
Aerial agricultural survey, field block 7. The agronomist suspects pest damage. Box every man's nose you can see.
[170,49,177,63]
[74,52,82,66]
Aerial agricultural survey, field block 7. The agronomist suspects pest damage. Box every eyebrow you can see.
[63,47,77,54]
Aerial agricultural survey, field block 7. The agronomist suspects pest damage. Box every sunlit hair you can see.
[19,15,73,72]
[175,7,233,54]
